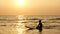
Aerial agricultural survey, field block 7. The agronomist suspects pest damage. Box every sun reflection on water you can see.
[17,23,27,34]
[17,15,29,34]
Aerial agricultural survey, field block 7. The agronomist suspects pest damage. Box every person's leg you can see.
[39,30,42,34]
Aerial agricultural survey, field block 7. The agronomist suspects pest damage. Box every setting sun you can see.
[17,0,24,6]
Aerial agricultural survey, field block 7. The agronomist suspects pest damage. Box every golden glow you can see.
[17,23,25,34]
[17,23,28,34]
[17,0,24,6]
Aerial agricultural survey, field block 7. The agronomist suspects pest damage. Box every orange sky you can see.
[0,0,60,15]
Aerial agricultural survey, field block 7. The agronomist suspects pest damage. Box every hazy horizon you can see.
[0,0,60,15]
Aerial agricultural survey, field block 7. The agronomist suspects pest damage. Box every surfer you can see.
[36,20,43,34]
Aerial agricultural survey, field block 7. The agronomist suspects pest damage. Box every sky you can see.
[0,0,60,15]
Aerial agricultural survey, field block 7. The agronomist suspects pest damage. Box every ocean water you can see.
[0,15,60,34]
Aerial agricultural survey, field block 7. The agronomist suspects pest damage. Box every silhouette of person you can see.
[36,20,43,33]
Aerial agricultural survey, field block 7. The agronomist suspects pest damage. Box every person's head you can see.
[39,20,41,22]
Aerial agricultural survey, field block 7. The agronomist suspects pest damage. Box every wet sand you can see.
[42,29,60,34]
[23,28,60,34]
[0,23,60,34]
[0,26,60,34]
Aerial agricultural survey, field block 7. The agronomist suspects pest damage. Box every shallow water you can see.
[0,15,60,34]
[0,23,60,34]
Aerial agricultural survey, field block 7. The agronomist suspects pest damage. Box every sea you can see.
[0,15,60,34]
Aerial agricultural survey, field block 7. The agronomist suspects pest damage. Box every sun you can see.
[17,0,24,6]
